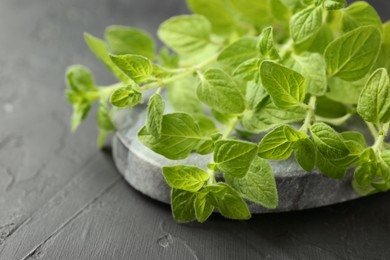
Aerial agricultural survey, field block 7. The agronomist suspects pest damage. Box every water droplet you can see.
[157,234,173,248]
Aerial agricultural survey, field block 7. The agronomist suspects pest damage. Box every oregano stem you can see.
[373,123,390,154]
[315,114,352,126]
[140,53,219,92]
[299,96,316,133]
[366,122,379,140]
[222,117,239,139]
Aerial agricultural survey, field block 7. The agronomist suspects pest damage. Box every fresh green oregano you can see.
[65,0,390,222]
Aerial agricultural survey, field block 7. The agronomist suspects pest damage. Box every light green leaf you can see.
[269,0,291,21]
[158,15,211,56]
[290,5,323,45]
[159,47,179,68]
[109,54,152,83]
[66,65,96,93]
[316,151,347,179]
[307,24,334,54]
[167,76,203,114]
[194,192,214,223]
[214,139,258,178]
[233,58,262,82]
[260,61,306,109]
[202,183,251,220]
[257,27,280,60]
[171,189,196,223]
[105,25,155,59]
[162,165,209,192]
[225,156,278,208]
[315,96,348,118]
[341,2,382,33]
[138,113,205,160]
[186,0,236,35]
[228,0,270,25]
[146,93,165,139]
[258,125,305,160]
[245,82,267,110]
[323,0,346,10]
[357,68,390,124]
[354,161,376,186]
[70,101,91,132]
[197,68,246,114]
[341,132,367,149]
[218,38,258,70]
[84,33,129,83]
[382,150,390,168]
[324,26,381,81]
[326,76,368,105]
[311,122,349,160]
[97,101,116,132]
[110,86,142,108]
[294,138,316,172]
[352,179,377,196]
[288,53,327,96]
[241,96,306,133]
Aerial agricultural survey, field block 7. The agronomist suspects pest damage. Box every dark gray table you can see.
[0,0,389,259]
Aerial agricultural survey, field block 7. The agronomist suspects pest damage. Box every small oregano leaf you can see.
[109,54,153,83]
[171,189,196,222]
[260,61,306,109]
[258,125,305,160]
[146,93,165,139]
[341,2,382,33]
[294,138,316,172]
[324,26,381,81]
[138,113,205,160]
[66,65,96,93]
[162,165,209,192]
[158,15,212,56]
[197,68,246,114]
[225,156,278,208]
[311,122,349,160]
[290,5,323,45]
[323,0,346,10]
[214,139,258,178]
[194,191,215,223]
[217,38,258,70]
[257,27,280,60]
[110,86,142,108]
[357,68,390,124]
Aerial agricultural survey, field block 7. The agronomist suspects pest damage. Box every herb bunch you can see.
[65,0,390,222]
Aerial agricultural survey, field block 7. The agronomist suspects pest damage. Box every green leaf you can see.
[105,25,155,59]
[97,130,107,149]
[307,24,334,54]
[138,113,205,160]
[269,0,291,21]
[217,38,258,70]
[194,192,215,223]
[159,47,179,68]
[288,53,327,96]
[324,26,381,81]
[354,161,376,186]
[311,122,349,160]
[382,150,390,168]
[70,101,91,132]
[171,189,196,223]
[109,54,152,83]
[84,33,128,83]
[315,96,348,118]
[260,61,306,109]
[110,86,142,108]
[146,93,165,139]
[357,68,390,124]
[202,183,251,220]
[323,0,346,10]
[341,132,367,149]
[97,101,116,132]
[158,15,211,56]
[290,5,323,45]
[225,156,278,208]
[233,58,262,82]
[228,0,270,25]
[316,150,347,179]
[257,27,280,60]
[66,65,96,93]
[241,96,306,133]
[245,82,267,110]
[167,76,203,114]
[326,76,368,105]
[258,125,305,160]
[294,138,316,172]
[186,0,236,35]
[192,114,218,135]
[352,179,377,196]
[162,165,209,192]
[214,139,258,178]
[341,2,382,33]
[197,68,246,114]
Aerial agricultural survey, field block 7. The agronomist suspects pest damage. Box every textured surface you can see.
[0,0,389,259]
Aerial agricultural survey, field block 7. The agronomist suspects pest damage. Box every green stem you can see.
[366,122,379,140]
[299,96,316,133]
[207,169,216,185]
[222,117,239,139]
[373,123,390,154]
[141,53,219,92]
[315,114,352,126]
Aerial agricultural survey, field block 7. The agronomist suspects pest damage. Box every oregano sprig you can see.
[65,0,390,222]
